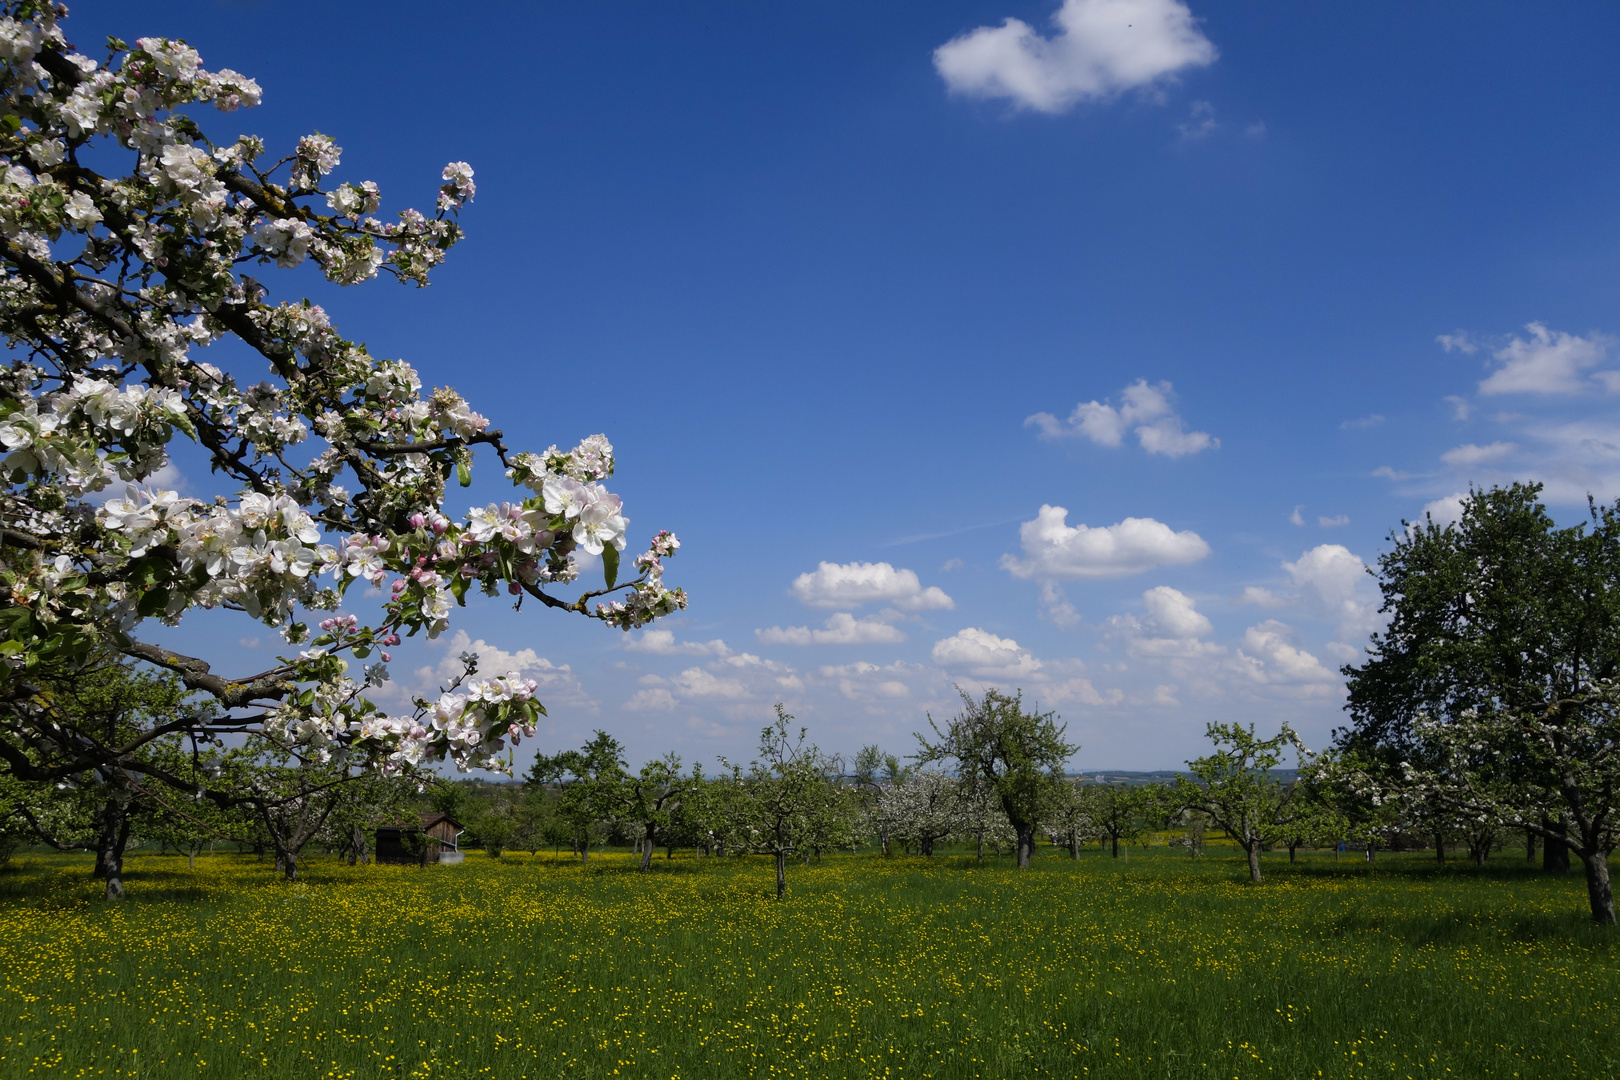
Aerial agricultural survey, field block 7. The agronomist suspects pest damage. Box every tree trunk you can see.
[775,851,787,899]
[1543,817,1570,874]
[1581,849,1616,925]
[976,831,984,862]
[1016,828,1034,869]
[1435,831,1446,862]
[920,835,934,857]
[1069,833,1080,859]
[1247,841,1263,883]
[640,835,653,871]
[1288,841,1298,864]
[1110,833,1120,858]
[92,798,130,901]
[282,849,298,881]
[1525,830,1536,862]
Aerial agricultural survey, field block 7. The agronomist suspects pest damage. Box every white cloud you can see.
[1044,677,1125,706]
[1234,620,1337,685]
[1437,331,1478,355]
[756,612,908,646]
[941,558,964,572]
[1026,379,1217,457]
[1002,505,1211,580]
[1151,684,1181,706]
[1105,585,1221,658]
[418,631,594,708]
[1177,99,1216,139]
[1371,466,1408,481]
[1289,505,1304,526]
[1238,585,1286,608]
[934,0,1217,115]
[1478,323,1615,396]
[932,627,1043,677]
[624,629,733,657]
[1282,544,1381,640]
[1444,395,1471,421]
[670,667,749,699]
[789,561,954,611]
[1340,414,1384,430]
[624,688,677,712]
[818,661,918,701]
[1317,514,1349,528]
[1440,441,1516,467]
[1038,581,1082,629]
[1420,492,1467,526]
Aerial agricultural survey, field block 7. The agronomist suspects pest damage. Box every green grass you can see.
[0,845,1614,1078]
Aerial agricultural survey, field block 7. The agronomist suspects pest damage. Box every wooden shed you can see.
[375,813,464,865]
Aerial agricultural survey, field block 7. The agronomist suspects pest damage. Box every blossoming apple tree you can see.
[0,4,686,798]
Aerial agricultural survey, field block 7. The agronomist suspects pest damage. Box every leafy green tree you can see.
[1086,783,1150,859]
[916,688,1076,868]
[1044,779,1093,859]
[1181,723,1312,883]
[719,705,840,898]
[1341,483,1620,921]
[530,731,626,864]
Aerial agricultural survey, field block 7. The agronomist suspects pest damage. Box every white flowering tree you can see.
[878,769,964,857]
[0,6,686,808]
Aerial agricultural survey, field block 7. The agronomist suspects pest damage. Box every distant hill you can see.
[1069,769,1301,786]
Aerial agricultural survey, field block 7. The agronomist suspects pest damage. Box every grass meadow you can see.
[1,844,1615,1079]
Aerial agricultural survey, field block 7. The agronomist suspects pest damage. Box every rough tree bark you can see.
[91,798,131,901]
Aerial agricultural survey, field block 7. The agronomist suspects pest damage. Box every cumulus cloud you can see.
[1282,544,1382,640]
[756,613,908,646]
[624,687,677,712]
[1440,441,1516,467]
[818,661,917,701]
[1026,379,1217,457]
[1233,620,1338,686]
[789,561,954,611]
[1478,323,1615,396]
[1238,585,1286,608]
[1105,585,1221,658]
[932,627,1043,678]
[934,0,1217,114]
[624,629,733,657]
[1044,677,1125,706]
[1420,492,1467,526]
[1002,505,1211,580]
[1038,581,1082,629]
[415,631,594,709]
[1437,331,1478,355]
[670,667,749,700]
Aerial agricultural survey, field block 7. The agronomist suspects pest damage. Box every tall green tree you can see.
[916,687,1076,868]
[719,705,843,898]
[1341,484,1620,922]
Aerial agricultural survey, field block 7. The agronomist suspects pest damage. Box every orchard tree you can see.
[879,769,962,856]
[1085,783,1149,860]
[1341,484,1620,922]
[918,688,1075,868]
[720,705,841,898]
[1180,723,1313,883]
[530,731,625,864]
[1044,778,1092,859]
[0,5,687,836]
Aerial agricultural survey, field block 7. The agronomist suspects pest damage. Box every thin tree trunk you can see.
[1435,830,1446,862]
[1069,833,1080,859]
[1247,841,1263,883]
[1288,841,1298,864]
[1581,849,1616,925]
[976,831,984,862]
[640,835,653,871]
[1111,833,1120,858]
[775,851,787,899]
[1525,830,1536,862]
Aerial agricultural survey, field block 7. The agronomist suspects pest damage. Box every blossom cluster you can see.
[0,5,687,777]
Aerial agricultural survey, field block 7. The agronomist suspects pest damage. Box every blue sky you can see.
[89,0,1620,769]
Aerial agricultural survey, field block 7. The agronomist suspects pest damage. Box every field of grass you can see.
[1,845,1615,1079]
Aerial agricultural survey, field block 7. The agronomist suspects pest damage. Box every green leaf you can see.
[602,544,620,590]
[137,588,170,617]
